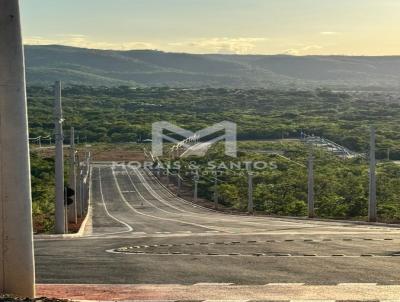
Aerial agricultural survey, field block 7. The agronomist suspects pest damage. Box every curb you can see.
[34,166,93,240]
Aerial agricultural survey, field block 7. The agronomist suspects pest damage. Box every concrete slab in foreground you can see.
[37,284,400,301]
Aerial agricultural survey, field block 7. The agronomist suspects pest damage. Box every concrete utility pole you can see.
[68,127,77,223]
[166,168,170,187]
[84,151,91,211]
[177,168,181,197]
[193,170,199,203]
[0,0,36,297]
[76,154,83,217]
[248,167,254,214]
[54,81,65,234]
[64,187,68,234]
[369,127,377,222]
[213,171,218,210]
[79,168,84,217]
[307,154,315,218]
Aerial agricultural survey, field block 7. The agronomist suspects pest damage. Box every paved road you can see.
[35,163,400,286]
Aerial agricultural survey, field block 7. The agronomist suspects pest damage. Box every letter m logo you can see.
[152,121,237,158]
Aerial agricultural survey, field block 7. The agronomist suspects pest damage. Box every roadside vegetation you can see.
[30,152,56,233]
[27,86,400,228]
[168,141,400,222]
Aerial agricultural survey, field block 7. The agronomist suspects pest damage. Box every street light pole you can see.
[0,0,36,297]
[68,127,77,223]
[369,127,377,222]
[166,168,170,187]
[307,154,315,218]
[248,166,254,214]
[54,81,65,234]
[194,170,199,203]
[177,167,181,197]
[214,170,218,210]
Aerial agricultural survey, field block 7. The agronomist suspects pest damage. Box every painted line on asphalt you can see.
[97,167,134,235]
[112,166,223,232]
[144,168,400,235]
[119,238,399,249]
[141,168,326,230]
[106,249,400,258]
[131,166,188,213]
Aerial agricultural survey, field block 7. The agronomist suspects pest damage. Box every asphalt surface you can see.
[35,163,400,285]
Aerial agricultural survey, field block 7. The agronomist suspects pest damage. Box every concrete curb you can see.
[34,166,93,240]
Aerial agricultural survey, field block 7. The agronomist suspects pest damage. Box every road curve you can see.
[35,163,400,285]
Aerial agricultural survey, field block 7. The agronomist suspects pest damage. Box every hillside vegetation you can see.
[28,86,400,159]
[25,45,400,90]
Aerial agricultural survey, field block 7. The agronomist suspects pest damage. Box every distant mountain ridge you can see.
[25,45,400,89]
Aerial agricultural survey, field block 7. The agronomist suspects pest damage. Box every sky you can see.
[20,0,400,55]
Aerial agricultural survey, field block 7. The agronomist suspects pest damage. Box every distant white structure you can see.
[302,132,364,159]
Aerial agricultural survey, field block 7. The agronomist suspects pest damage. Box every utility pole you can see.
[79,167,84,216]
[64,187,68,234]
[68,127,77,223]
[213,170,218,210]
[193,169,199,203]
[85,151,91,211]
[54,81,65,234]
[369,127,377,222]
[307,154,315,218]
[166,168,170,187]
[248,165,254,214]
[156,165,161,178]
[0,0,36,297]
[177,167,181,197]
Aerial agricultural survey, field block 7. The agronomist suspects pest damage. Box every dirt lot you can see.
[32,143,148,163]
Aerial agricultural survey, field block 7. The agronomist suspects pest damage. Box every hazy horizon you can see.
[23,44,400,57]
[21,0,400,56]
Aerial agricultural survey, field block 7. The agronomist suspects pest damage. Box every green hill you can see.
[25,45,400,89]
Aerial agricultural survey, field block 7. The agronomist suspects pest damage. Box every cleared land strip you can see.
[36,284,400,301]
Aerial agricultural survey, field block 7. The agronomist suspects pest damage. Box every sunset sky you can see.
[20,0,400,55]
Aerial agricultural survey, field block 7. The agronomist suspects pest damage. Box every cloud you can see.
[320,31,340,35]
[284,45,323,55]
[24,35,266,54]
[169,37,267,54]
[24,35,155,50]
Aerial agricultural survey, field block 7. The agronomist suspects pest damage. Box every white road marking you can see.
[112,166,223,232]
[266,283,305,286]
[97,168,134,235]
[194,283,235,286]
[337,283,378,286]
[129,166,188,213]
[140,168,400,233]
